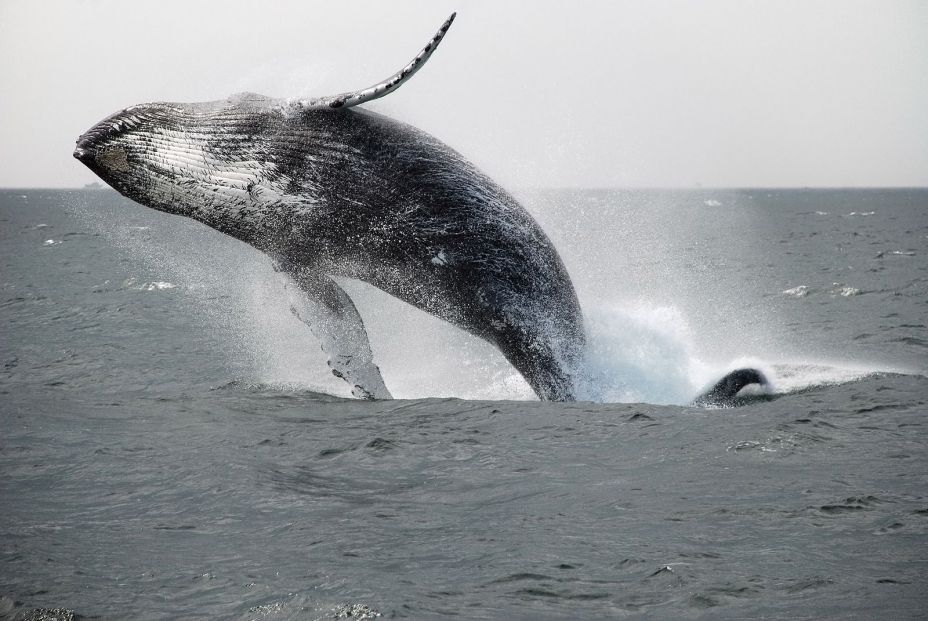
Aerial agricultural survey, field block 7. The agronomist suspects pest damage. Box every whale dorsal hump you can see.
[301,13,455,110]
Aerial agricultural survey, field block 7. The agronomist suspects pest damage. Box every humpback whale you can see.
[74,13,766,405]
[693,368,769,407]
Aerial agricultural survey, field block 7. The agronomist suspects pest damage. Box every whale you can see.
[693,368,769,407]
[74,13,766,404]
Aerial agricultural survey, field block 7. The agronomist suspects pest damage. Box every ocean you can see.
[1,188,926,619]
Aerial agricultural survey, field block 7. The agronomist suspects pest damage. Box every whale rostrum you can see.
[75,14,767,405]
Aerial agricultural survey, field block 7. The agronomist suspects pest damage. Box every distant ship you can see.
[83,181,102,189]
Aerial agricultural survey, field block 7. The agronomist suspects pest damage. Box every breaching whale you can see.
[74,13,766,405]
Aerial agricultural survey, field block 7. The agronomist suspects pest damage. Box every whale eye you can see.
[99,146,130,172]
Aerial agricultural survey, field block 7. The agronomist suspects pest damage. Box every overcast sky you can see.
[1,0,926,188]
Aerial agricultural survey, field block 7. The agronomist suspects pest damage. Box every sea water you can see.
[1,188,926,619]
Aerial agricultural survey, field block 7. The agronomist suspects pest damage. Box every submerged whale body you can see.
[693,368,770,407]
[74,13,765,405]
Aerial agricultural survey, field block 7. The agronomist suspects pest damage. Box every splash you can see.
[571,304,779,405]
[571,306,892,405]
[69,195,351,396]
[574,304,703,404]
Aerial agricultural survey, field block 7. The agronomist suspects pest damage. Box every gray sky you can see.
[1,0,926,188]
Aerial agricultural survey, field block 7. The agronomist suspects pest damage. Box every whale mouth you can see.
[73,140,103,178]
[74,141,98,178]
[74,130,100,165]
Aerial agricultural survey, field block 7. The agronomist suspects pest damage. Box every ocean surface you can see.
[1,188,926,619]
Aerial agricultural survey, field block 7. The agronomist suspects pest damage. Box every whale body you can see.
[74,14,766,404]
[75,15,586,400]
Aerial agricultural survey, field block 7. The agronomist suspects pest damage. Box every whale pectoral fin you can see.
[287,271,392,400]
[692,368,769,407]
[299,13,456,110]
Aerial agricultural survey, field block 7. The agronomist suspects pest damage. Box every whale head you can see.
[74,13,457,230]
[73,100,283,227]
[74,107,151,203]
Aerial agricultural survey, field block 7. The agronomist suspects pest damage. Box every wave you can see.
[781,284,862,298]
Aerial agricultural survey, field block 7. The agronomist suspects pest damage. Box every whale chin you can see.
[693,368,770,407]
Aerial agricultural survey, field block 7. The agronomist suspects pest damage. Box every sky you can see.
[1,0,926,188]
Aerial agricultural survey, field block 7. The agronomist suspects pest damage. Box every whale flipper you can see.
[693,368,769,407]
[300,13,456,110]
[287,270,391,399]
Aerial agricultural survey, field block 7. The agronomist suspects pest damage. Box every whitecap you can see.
[121,277,177,291]
[42,239,61,246]
[703,199,722,207]
[782,285,809,298]
[831,285,861,297]
[143,281,176,291]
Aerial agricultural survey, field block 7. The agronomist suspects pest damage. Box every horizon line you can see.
[2,185,928,192]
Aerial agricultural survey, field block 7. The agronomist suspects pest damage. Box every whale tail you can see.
[693,368,769,407]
